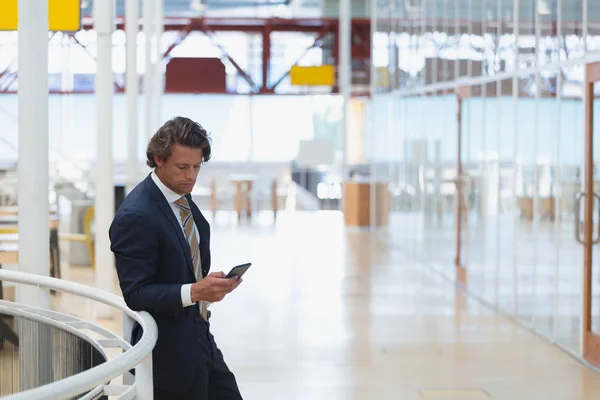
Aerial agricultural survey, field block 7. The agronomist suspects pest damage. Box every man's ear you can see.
[154,155,163,168]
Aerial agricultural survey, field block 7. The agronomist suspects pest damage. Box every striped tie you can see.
[175,196,209,321]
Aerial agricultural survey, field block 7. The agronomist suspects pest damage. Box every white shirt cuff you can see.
[181,284,193,307]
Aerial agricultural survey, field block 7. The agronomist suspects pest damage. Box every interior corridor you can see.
[49,211,600,400]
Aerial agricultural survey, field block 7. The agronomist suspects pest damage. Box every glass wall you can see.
[369,0,600,362]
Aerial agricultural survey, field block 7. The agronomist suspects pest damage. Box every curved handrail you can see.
[0,269,158,400]
[0,300,110,365]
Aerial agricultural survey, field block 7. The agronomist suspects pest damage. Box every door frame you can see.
[583,62,600,366]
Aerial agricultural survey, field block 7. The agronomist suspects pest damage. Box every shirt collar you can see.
[151,170,183,204]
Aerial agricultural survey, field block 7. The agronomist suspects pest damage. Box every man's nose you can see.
[185,171,196,181]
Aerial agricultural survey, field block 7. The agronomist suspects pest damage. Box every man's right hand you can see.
[190,272,242,303]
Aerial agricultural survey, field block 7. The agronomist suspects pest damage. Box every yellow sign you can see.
[290,65,335,86]
[0,0,81,32]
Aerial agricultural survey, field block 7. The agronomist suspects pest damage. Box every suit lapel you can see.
[144,175,195,275]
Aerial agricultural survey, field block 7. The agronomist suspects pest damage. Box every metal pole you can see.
[17,0,50,310]
[144,0,155,138]
[126,0,139,193]
[94,0,116,318]
[154,0,164,130]
[339,0,351,210]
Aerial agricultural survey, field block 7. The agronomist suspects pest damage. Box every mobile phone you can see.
[225,262,251,279]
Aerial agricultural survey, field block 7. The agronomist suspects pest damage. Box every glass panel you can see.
[533,71,560,339]
[448,0,460,82]
[588,0,600,52]
[413,3,425,88]
[398,16,410,90]
[421,93,437,265]
[386,94,415,256]
[561,0,584,61]
[437,0,451,83]
[391,94,404,248]
[417,90,457,276]
[482,0,499,77]
[413,94,427,261]
[390,3,400,91]
[555,65,584,352]
[412,7,422,90]
[425,0,438,85]
[518,0,536,69]
[440,89,459,280]
[500,0,514,74]
[402,96,417,257]
[395,95,407,254]
[497,77,517,315]
[515,72,536,325]
[480,80,501,305]
[467,0,481,79]
[458,89,471,273]
[537,0,557,67]
[464,85,486,297]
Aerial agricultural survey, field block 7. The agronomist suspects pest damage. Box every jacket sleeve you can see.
[109,210,184,314]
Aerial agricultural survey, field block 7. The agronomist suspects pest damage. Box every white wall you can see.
[0,94,341,166]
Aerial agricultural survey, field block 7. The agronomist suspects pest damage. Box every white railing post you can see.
[122,312,135,386]
[135,353,154,399]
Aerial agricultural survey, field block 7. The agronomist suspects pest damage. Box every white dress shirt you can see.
[151,171,197,308]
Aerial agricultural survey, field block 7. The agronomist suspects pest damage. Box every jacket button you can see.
[194,317,201,324]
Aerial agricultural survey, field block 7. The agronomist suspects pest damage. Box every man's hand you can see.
[190,271,242,303]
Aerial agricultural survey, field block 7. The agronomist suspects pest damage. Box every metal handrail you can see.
[0,269,158,399]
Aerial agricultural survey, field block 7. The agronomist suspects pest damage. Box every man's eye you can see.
[178,166,186,170]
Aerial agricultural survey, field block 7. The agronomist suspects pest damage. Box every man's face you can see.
[155,143,203,195]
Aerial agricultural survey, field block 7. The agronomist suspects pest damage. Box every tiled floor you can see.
[32,211,600,398]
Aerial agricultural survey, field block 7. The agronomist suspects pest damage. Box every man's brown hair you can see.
[146,116,212,168]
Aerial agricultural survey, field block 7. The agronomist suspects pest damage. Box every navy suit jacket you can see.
[109,174,211,392]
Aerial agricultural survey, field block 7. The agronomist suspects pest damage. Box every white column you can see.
[339,0,351,182]
[144,0,155,139]
[95,0,115,318]
[17,0,52,389]
[126,0,139,193]
[17,0,50,309]
[153,0,164,130]
[339,0,351,211]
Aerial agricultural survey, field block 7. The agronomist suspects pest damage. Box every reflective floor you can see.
[386,209,600,355]
[50,211,600,399]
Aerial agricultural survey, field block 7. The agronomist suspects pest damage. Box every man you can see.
[109,116,243,399]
